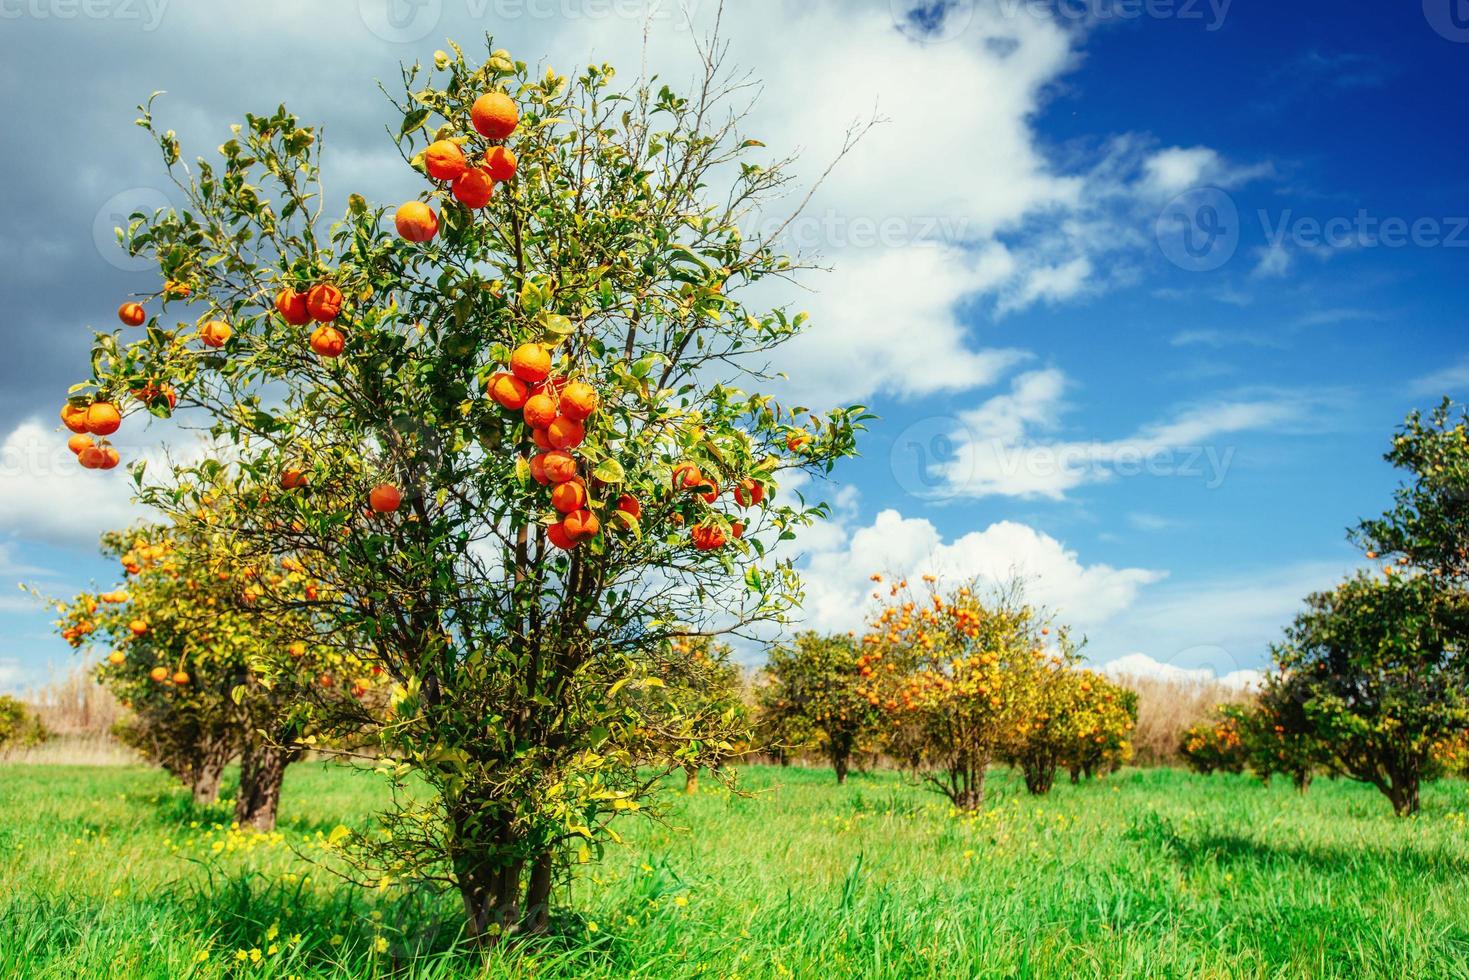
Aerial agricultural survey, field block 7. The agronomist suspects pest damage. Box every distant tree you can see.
[1271,573,1469,815]
[0,696,50,752]
[1236,672,1330,794]
[1178,707,1248,776]
[1058,672,1136,785]
[759,632,879,783]
[1354,399,1469,585]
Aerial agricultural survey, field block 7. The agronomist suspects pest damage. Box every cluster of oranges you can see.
[394,90,521,245]
[488,343,612,550]
[274,282,347,358]
[61,400,123,470]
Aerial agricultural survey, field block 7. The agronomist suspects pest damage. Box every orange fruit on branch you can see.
[369,483,403,514]
[424,139,469,180]
[67,434,95,455]
[509,343,551,383]
[546,521,575,551]
[107,651,125,665]
[523,392,558,429]
[542,451,578,484]
[451,168,495,209]
[471,92,519,139]
[562,508,600,542]
[172,670,190,686]
[395,201,439,242]
[529,452,551,485]
[275,287,312,325]
[199,319,232,348]
[280,468,308,490]
[310,325,345,358]
[733,479,765,507]
[615,494,641,521]
[487,371,529,409]
[672,462,704,492]
[698,480,720,505]
[530,426,553,451]
[483,146,517,181]
[306,283,344,322]
[78,445,106,469]
[61,403,90,434]
[551,479,587,514]
[559,381,598,421]
[787,430,811,452]
[546,415,584,450]
[149,666,168,683]
[691,524,726,552]
[100,447,120,470]
[86,402,121,436]
[117,302,146,327]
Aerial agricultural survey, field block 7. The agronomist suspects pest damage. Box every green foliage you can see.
[1354,398,1469,584]
[758,632,880,782]
[0,696,48,751]
[1269,572,1469,815]
[1178,707,1248,776]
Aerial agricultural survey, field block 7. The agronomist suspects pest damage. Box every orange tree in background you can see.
[1007,667,1135,795]
[1059,673,1136,785]
[64,40,864,940]
[1177,707,1248,776]
[759,631,880,783]
[54,520,342,828]
[857,578,1052,810]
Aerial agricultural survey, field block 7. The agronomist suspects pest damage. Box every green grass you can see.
[2,762,1468,978]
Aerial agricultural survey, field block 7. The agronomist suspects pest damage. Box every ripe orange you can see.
[529,452,551,485]
[487,371,529,409]
[288,641,306,659]
[370,483,403,513]
[471,92,519,139]
[673,462,703,492]
[306,283,344,322]
[546,521,575,550]
[275,287,312,325]
[118,302,146,327]
[733,478,765,507]
[483,146,517,181]
[787,430,811,452]
[67,434,94,455]
[199,319,232,348]
[172,670,190,686]
[691,524,726,551]
[547,415,585,450]
[107,651,125,665]
[698,481,720,505]
[559,381,598,421]
[551,479,587,514]
[523,392,558,429]
[542,451,577,484]
[280,468,308,490]
[86,402,121,436]
[319,673,334,688]
[730,521,745,539]
[509,343,551,383]
[424,139,469,180]
[149,666,168,683]
[310,325,345,358]
[563,508,600,542]
[451,168,495,208]
[100,447,120,470]
[78,445,106,469]
[395,201,439,242]
[615,494,641,520]
[129,619,148,636]
[61,403,90,433]
[530,426,553,450]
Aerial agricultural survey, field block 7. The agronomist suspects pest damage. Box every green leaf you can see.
[400,108,431,137]
[592,458,625,484]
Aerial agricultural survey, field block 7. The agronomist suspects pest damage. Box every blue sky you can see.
[1,0,1465,691]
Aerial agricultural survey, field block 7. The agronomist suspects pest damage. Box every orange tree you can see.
[1008,666,1135,795]
[1234,673,1330,794]
[0,697,49,752]
[1177,707,1248,775]
[1268,572,1469,816]
[54,520,340,828]
[856,578,1052,810]
[758,631,879,783]
[64,42,864,939]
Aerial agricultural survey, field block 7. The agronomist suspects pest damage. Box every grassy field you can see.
[2,762,1468,978]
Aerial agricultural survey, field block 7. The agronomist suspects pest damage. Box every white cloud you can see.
[0,420,147,548]
[1100,652,1262,690]
[1411,359,1469,398]
[928,371,1311,499]
[793,507,1163,637]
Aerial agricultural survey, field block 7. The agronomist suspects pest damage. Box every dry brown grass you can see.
[0,663,137,765]
[1114,673,1252,765]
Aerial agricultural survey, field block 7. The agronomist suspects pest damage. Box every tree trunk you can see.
[190,759,225,806]
[235,741,296,831]
[523,852,554,934]
[832,748,849,785]
[1293,770,1312,795]
[1069,765,1081,785]
[684,765,699,795]
[1023,759,1056,796]
[1386,777,1420,817]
